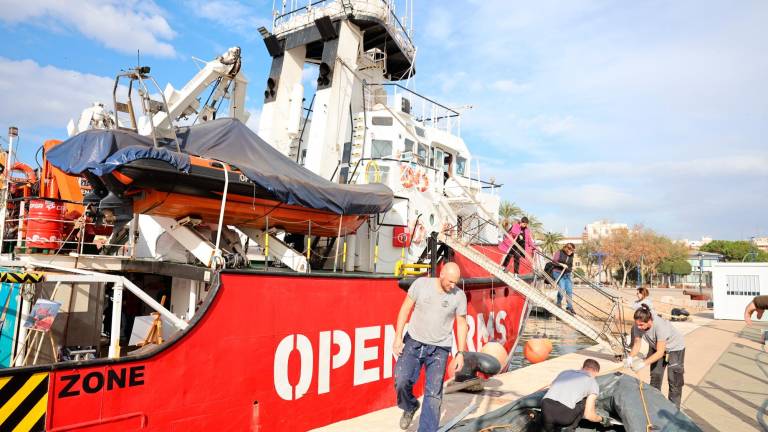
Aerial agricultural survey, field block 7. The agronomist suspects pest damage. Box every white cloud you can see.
[0,0,176,57]
[0,57,115,130]
[410,0,768,238]
[187,0,270,39]
[245,106,262,131]
[490,79,531,94]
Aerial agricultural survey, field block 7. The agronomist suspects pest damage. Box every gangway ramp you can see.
[439,233,625,355]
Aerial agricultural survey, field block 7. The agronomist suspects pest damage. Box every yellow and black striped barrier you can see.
[0,273,44,284]
[0,371,48,431]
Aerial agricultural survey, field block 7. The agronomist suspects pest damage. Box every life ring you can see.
[399,165,415,189]
[416,170,429,193]
[412,222,427,245]
[10,162,37,183]
[365,160,381,183]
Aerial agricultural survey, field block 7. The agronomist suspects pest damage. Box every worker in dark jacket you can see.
[744,295,768,326]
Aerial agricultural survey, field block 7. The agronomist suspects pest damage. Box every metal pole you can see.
[698,252,703,293]
[108,283,123,358]
[333,216,343,272]
[16,199,25,246]
[129,214,138,259]
[0,127,19,253]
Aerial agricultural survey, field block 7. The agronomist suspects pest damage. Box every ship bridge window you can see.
[371,139,393,158]
[416,143,429,165]
[456,156,467,176]
[372,116,393,126]
[415,126,425,138]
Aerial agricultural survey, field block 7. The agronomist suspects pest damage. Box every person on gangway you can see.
[498,216,536,278]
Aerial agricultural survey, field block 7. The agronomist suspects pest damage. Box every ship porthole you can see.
[429,214,435,225]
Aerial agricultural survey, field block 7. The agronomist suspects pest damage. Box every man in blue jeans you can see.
[552,243,576,314]
[393,262,468,431]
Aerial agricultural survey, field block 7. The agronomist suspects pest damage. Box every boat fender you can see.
[454,351,502,382]
[524,338,553,364]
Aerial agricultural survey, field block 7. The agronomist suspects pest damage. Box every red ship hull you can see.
[1,258,527,431]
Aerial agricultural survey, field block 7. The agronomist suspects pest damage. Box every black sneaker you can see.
[399,401,420,430]
[567,308,576,315]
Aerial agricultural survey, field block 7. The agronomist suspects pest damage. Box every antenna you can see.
[137,49,141,67]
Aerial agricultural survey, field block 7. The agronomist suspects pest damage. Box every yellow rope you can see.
[479,424,515,432]
[637,375,654,432]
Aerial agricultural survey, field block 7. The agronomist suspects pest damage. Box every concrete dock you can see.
[315,312,768,432]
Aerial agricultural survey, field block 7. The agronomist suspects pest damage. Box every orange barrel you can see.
[26,199,65,249]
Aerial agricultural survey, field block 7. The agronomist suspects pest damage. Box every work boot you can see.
[399,400,420,430]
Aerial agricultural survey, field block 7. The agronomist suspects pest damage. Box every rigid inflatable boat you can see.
[450,372,702,432]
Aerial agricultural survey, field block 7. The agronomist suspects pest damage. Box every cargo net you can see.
[449,213,629,354]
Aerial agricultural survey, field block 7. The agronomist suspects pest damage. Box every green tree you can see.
[540,231,564,255]
[498,201,523,231]
[700,240,768,262]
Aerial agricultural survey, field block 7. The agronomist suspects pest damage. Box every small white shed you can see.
[711,262,768,320]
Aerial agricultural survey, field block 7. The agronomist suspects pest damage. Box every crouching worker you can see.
[541,359,610,432]
[626,304,686,407]
[392,262,468,432]
[744,294,768,326]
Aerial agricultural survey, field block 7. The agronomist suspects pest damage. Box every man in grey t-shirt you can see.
[393,262,468,432]
[541,359,609,431]
[627,304,686,407]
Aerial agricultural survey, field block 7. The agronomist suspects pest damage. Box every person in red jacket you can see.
[498,217,536,276]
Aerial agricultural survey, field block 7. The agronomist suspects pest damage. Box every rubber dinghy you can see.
[449,372,702,432]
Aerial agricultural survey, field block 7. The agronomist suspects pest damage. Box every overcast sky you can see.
[0,0,765,240]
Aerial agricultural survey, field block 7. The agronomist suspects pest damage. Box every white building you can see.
[678,236,713,250]
[583,220,628,240]
[712,262,768,321]
[752,237,768,252]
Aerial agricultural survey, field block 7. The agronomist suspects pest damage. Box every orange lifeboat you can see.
[44,119,394,237]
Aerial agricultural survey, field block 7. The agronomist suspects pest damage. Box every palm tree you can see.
[541,231,565,255]
[498,201,523,231]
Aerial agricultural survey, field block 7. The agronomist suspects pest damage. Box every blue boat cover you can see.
[46,119,394,215]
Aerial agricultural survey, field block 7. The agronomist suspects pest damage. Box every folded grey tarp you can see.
[46,118,394,215]
[449,372,701,432]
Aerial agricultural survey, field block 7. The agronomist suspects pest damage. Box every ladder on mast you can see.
[438,233,624,355]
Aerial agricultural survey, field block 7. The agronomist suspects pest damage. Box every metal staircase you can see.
[439,233,624,355]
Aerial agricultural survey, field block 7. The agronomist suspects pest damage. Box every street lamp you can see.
[743,252,758,262]
[697,252,703,294]
[591,251,606,287]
